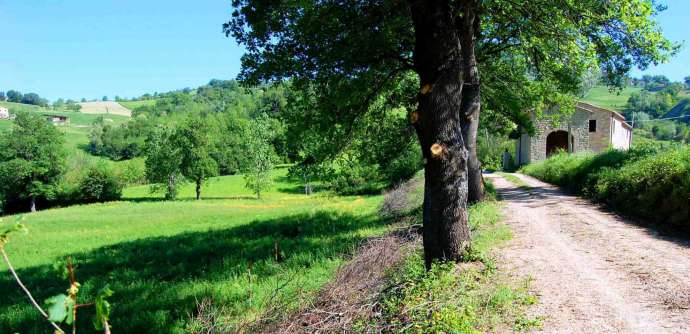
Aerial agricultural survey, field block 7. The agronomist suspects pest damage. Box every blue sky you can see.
[629,0,690,81]
[0,1,688,101]
[0,0,244,101]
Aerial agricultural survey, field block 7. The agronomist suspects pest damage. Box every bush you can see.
[77,164,123,203]
[522,145,690,230]
[118,159,146,186]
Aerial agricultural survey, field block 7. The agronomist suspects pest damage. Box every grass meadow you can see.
[0,168,389,333]
[581,86,641,111]
[118,99,157,110]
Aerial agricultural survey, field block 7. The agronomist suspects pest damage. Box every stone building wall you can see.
[528,108,591,162]
[611,117,632,150]
[588,108,612,152]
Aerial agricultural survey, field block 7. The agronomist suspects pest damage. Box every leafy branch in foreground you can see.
[0,217,113,333]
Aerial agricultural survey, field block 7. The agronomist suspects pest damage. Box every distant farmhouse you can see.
[45,114,70,126]
[0,106,9,119]
[516,102,632,165]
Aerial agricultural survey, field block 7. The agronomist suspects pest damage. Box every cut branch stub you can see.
[409,111,419,124]
[420,83,432,95]
[430,143,444,158]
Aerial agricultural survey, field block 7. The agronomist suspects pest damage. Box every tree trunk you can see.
[195,179,201,200]
[29,196,36,213]
[409,0,472,269]
[459,4,485,204]
[166,174,176,200]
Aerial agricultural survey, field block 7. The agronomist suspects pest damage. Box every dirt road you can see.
[488,173,690,334]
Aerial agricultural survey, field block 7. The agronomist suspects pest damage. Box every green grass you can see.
[496,172,528,188]
[581,86,641,111]
[0,168,389,333]
[118,100,157,110]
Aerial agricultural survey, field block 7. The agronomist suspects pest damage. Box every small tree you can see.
[102,96,108,102]
[244,114,277,199]
[0,112,66,212]
[0,91,5,101]
[685,76,690,90]
[144,126,182,200]
[175,116,219,200]
[78,163,123,203]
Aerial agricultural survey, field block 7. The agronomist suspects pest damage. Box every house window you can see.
[589,120,597,132]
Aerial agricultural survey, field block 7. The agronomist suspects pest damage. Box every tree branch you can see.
[1,247,64,333]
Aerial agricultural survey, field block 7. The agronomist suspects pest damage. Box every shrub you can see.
[77,164,123,203]
[118,159,147,186]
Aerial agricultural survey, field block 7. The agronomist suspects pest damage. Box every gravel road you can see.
[488,173,690,334]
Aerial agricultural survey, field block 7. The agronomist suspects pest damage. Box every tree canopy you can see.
[0,112,66,212]
[226,0,676,266]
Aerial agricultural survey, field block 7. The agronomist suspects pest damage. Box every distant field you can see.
[581,86,641,111]
[0,168,387,333]
[78,101,132,117]
[118,99,156,110]
[0,101,129,161]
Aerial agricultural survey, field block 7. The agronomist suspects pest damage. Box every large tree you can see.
[226,0,675,267]
[0,112,66,212]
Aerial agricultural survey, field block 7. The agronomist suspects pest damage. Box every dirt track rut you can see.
[488,173,690,334]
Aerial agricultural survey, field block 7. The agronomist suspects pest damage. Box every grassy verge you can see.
[0,169,388,333]
[360,181,540,333]
[496,172,529,189]
[522,145,690,229]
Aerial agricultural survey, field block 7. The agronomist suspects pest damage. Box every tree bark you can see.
[458,4,485,204]
[409,0,472,269]
[29,196,36,213]
[195,179,201,200]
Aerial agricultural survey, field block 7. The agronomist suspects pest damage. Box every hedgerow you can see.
[522,144,690,229]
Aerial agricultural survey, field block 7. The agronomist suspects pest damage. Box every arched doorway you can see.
[546,130,570,156]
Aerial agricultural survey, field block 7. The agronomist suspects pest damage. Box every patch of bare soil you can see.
[78,101,132,117]
[488,173,690,333]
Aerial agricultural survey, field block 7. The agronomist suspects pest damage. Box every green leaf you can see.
[44,294,74,324]
[93,285,113,330]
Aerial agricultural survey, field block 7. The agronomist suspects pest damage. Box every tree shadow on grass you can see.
[123,195,258,203]
[0,210,388,334]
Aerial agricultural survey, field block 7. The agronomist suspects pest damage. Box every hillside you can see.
[580,86,641,111]
[118,99,157,110]
[0,101,129,156]
[666,98,690,124]
[78,101,133,117]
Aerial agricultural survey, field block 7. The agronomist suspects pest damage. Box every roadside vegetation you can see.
[347,179,541,333]
[522,144,690,230]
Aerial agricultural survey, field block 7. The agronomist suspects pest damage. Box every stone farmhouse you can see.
[0,106,9,119]
[516,102,632,165]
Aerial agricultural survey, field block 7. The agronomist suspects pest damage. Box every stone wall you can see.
[527,108,590,162]
[588,108,612,152]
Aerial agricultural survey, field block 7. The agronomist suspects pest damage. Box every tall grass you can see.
[522,144,690,230]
